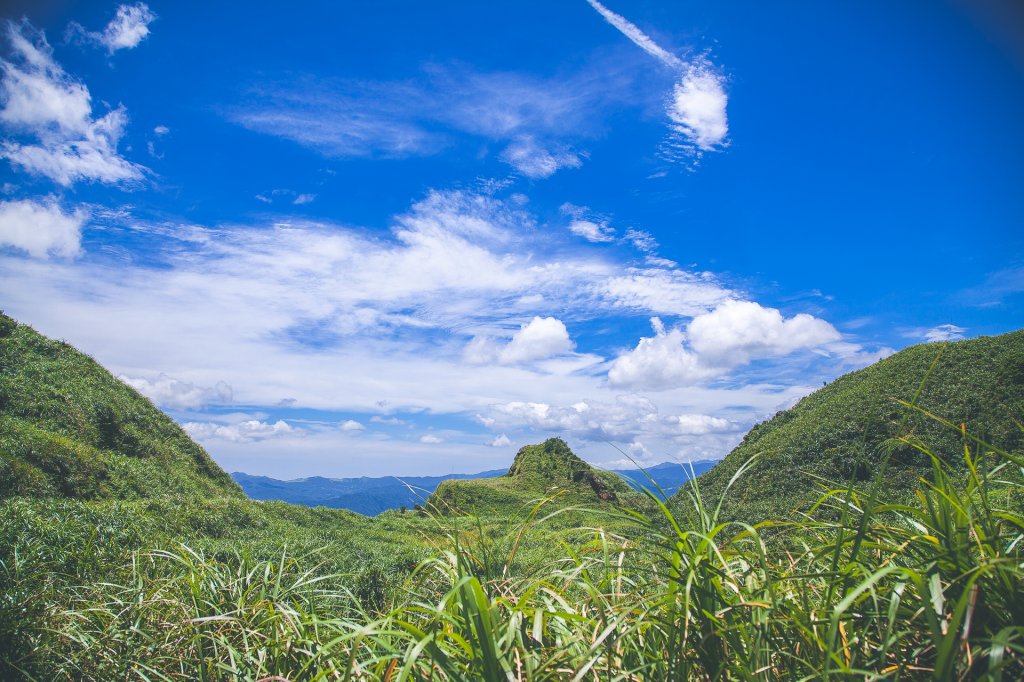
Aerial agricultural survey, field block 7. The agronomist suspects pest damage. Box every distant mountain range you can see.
[232,459,716,516]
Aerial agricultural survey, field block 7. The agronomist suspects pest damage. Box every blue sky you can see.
[0,0,1021,478]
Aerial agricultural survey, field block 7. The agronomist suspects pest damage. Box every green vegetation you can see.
[689,331,1024,523]
[428,437,642,515]
[1,312,1023,679]
[0,311,237,500]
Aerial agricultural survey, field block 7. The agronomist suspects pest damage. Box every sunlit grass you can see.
[3,408,1022,680]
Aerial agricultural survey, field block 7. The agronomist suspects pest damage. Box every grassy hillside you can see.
[689,330,1024,522]
[1,313,1022,679]
[427,438,640,515]
[0,312,239,501]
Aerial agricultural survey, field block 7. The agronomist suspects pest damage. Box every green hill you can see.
[687,329,1024,522]
[428,438,638,515]
[0,312,240,501]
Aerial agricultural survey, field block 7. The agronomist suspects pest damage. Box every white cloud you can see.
[581,1,729,162]
[584,0,685,70]
[98,4,156,53]
[0,188,850,475]
[370,416,405,425]
[610,302,843,390]
[153,124,169,135]
[293,193,316,205]
[501,317,575,364]
[560,202,615,243]
[340,419,365,431]
[0,196,86,258]
[688,300,841,367]
[489,394,738,443]
[608,318,716,389]
[465,317,576,366]
[420,434,443,444]
[923,324,966,342]
[500,136,581,178]
[184,419,296,443]
[666,413,733,435]
[599,269,731,316]
[487,433,512,447]
[120,373,233,409]
[0,21,145,186]
[666,60,729,154]
[229,66,625,171]
[569,220,615,243]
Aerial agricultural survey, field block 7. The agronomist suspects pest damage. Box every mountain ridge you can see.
[231,459,715,515]
[684,330,1024,522]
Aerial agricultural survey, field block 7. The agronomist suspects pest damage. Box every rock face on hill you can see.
[428,438,636,514]
[686,330,1024,522]
[0,312,241,501]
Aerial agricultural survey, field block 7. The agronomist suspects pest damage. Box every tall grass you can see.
[2,417,1022,680]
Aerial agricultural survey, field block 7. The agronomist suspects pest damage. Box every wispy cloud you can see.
[67,3,157,54]
[0,187,862,475]
[923,324,966,343]
[560,203,616,243]
[0,20,145,186]
[954,266,1024,307]
[229,66,630,177]
[582,0,729,162]
[584,0,685,70]
[500,136,581,179]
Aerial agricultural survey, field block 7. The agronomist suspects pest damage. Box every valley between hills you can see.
[2,310,1022,680]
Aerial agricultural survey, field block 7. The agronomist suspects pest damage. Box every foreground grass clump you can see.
[3,419,1022,680]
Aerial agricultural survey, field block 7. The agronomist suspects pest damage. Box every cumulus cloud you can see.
[0,21,144,186]
[688,300,842,367]
[487,434,512,447]
[500,136,581,178]
[153,125,169,135]
[665,60,729,156]
[120,373,232,409]
[184,419,296,443]
[923,324,966,342]
[608,318,716,389]
[501,317,575,363]
[0,196,86,258]
[340,419,365,431]
[293,193,316,205]
[420,434,443,444]
[465,317,576,366]
[610,302,842,390]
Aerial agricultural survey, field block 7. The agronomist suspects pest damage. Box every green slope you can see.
[428,437,638,515]
[687,329,1024,522]
[0,312,240,500]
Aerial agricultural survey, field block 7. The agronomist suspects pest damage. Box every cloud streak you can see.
[582,0,729,160]
[584,0,685,70]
